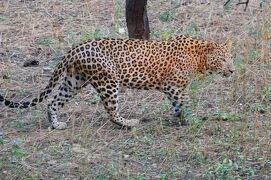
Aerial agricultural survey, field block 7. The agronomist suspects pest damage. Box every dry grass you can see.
[0,0,271,179]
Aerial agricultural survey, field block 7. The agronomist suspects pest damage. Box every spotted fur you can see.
[0,35,235,129]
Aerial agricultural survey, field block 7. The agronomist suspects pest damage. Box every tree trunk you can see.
[125,0,150,39]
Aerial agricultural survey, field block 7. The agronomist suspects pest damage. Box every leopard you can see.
[0,35,235,130]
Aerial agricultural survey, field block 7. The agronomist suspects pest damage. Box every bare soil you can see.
[0,0,270,179]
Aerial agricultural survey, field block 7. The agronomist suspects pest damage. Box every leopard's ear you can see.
[204,42,216,54]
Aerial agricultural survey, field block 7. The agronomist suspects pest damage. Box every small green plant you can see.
[184,20,199,35]
[19,88,30,96]
[138,104,148,115]
[98,105,107,118]
[36,37,54,46]
[190,79,202,92]
[94,172,108,180]
[204,158,238,179]
[189,146,203,162]
[223,0,233,12]
[155,146,177,161]
[81,31,91,41]
[162,98,171,112]
[136,174,145,180]
[90,93,101,104]
[188,115,203,135]
[211,124,222,136]
[249,102,266,113]
[181,106,193,120]
[234,55,246,70]
[114,1,122,19]
[171,0,177,5]
[188,71,207,92]
[249,46,260,60]
[225,126,241,143]
[30,109,43,122]
[10,138,27,160]
[0,133,3,145]
[216,111,243,121]
[131,127,138,138]
[15,120,29,132]
[93,27,101,38]
[160,32,170,40]
[240,167,255,177]
[159,173,168,180]
[261,84,271,100]
[159,10,172,22]
[65,31,78,45]
[0,15,8,21]
[1,67,15,79]
[81,28,102,41]
[112,1,124,37]
[7,119,29,132]
[51,47,63,62]
[136,135,153,146]
[108,164,118,179]
[47,47,63,69]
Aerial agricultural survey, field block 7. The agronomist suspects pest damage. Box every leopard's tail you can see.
[0,55,70,109]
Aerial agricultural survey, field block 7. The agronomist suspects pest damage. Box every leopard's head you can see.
[205,40,235,77]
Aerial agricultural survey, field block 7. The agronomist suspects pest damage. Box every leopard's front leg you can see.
[172,92,192,125]
[162,73,192,125]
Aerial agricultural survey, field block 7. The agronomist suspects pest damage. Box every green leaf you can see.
[81,31,91,41]
[159,173,167,180]
[0,15,8,21]
[137,174,145,180]
[223,0,232,12]
[171,0,177,5]
[161,32,170,40]
[90,94,101,104]
[13,149,27,158]
[93,28,101,38]
[184,20,199,35]
[218,112,243,121]
[159,11,172,22]
[0,135,3,145]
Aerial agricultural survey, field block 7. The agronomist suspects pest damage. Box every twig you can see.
[237,0,250,11]
[224,0,250,11]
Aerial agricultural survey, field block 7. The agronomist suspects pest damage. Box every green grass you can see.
[0,0,270,179]
[36,37,54,46]
[47,47,64,69]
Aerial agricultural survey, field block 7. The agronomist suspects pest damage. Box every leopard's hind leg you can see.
[47,72,87,130]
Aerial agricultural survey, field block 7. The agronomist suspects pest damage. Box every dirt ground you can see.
[0,0,270,179]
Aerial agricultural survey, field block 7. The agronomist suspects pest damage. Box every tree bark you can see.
[125,0,150,39]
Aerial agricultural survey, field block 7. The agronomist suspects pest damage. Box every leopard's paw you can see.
[52,122,67,130]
